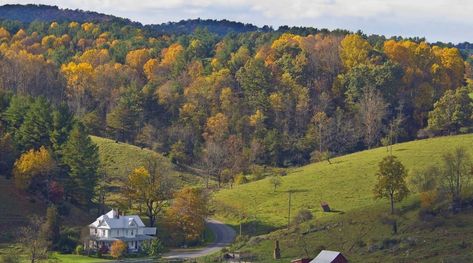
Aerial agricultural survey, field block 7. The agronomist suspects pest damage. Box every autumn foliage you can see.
[110,240,127,259]
[166,187,209,245]
[0,19,470,188]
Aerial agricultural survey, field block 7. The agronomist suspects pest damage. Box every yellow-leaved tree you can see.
[13,146,56,190]
[340,34,372,70]
[125,161,173,227]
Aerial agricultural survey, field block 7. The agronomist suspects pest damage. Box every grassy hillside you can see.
[212,134,473,262]
[91,136,203,187]
[215,134,473,228]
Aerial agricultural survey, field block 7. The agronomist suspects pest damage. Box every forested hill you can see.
[0,4,134,24]
[0,5,473,189]
[0,4,266,36]
[147,18,269,36]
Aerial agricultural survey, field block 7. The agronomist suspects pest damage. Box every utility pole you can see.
[287,191,292,228]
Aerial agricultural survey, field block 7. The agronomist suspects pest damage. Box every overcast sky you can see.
[2,0,472,43]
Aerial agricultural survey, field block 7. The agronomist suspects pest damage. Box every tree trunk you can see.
[390,194,395,214]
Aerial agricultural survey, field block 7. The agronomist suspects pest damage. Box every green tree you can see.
[3,96,32,141]
[17,97,53,151]
[373,155,409,214]
[50,103,74,153]
[0,133,17,177]
[41,206,60,249]
[441,147,472,204]
[62,122,99,207]
[106,85,143,142]
[236,58,272,111]
[428,87,473,134]
[142,238,165,258]
[269,175,282,192]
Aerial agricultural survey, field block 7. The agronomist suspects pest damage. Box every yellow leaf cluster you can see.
[13,146,56,190]
[161,43,184,66]
[125,48,150,72]
[204,113,229,141]
[249,109,265,127]
[340,34,372,70]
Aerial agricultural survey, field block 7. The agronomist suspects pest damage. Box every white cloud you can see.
[2,0,472,42]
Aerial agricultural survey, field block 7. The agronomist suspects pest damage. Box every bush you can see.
[310,150,331,163]
[293,209,313,225]
[0,254,20,263]
[110,240,127,259]
[142,238,165,258]
[234,173,248,185]
[75,245,84,255]
[57,227,80,253]
[97,245,108,258]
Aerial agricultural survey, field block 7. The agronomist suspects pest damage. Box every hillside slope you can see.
[213,134,473,262]
[0,137,202,242]
[214,134,473,227]
[91,136,204,189]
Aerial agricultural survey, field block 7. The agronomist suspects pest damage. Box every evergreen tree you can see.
[106,85,143,142]
[62,122,99,207]
[50,103,74,153]
[3,95,33,139]
[17,97,53,151]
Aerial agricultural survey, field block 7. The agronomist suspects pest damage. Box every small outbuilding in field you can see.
[309,250,348,263]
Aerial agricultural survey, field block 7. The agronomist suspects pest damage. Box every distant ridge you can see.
[0,4,267,36]
[0,4,137,24]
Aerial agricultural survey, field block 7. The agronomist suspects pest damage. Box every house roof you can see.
[310,250,344,263]
[89,209,146,229]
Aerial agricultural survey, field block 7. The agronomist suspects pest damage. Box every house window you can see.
[131,230,133,235]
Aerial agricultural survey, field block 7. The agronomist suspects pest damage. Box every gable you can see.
[97,219,110,229]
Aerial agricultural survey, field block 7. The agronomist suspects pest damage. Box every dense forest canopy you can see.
[0,4,473,187]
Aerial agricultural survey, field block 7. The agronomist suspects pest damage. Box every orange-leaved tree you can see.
[167,187,209,245]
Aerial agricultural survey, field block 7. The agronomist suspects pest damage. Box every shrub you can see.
[293,209,313,225]
[234,173,248,185]
[268,175,282,192]
[75,245,84,255]
[0,254,20,263]
[420,190,438,209]
[142,238,165,258]
[57,227,80,253]
[110,240,127,259]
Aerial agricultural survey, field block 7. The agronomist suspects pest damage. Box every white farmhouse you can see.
[86,209,156,252]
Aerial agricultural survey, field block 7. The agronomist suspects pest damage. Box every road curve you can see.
[163,218,236,260]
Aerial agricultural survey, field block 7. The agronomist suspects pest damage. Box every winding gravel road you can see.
[162,218,236,260]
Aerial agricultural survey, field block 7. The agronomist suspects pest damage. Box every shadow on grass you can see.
[227,219,280,236]
[325,209,345,214]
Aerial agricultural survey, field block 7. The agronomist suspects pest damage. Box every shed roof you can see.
[309,250,344,263]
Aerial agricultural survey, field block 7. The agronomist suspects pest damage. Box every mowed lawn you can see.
[50,253,111,263]
[214,134,473,228]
